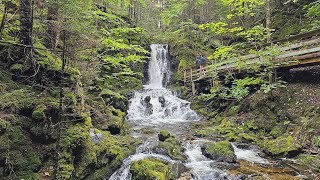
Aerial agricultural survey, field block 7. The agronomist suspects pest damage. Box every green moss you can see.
[157,137,186,161]
[194,127,216,137]
[262,135,301,157]
[0,126,42,179]
[0,89,35,110]
[32,105,46,120]
[202,141,236,163]
[130,158,174,180]
[0,118,9,133]
[100,89,128,111]
[10,63,24,71]
[270,126,283,138]
[66,92,77,105]
[313,136,320,147]
[296,154,320,172]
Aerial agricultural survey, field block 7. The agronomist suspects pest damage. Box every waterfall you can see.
[127,44,198,126]
[108,44,199,180]
[147,44,170,88]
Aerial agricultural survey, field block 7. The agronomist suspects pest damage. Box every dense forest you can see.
[0,0,319,179]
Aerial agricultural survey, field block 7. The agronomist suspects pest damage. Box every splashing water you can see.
[127,44,198,126]
[184,140,230,180]
[231,143,269,164]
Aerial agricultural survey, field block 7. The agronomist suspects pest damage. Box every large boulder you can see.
[154,136,186,161]
[201,141,237,163]
[130,158,174,180]
[262,135,301,157]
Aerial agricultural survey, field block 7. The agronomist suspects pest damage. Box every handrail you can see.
[183,35,320,83]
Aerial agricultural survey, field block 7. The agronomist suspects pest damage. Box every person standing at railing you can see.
[199,55,206,75]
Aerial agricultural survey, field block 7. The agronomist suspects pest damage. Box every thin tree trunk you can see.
[46,0,60,51]
[266,0,272,43]
[53,30,66,180]
[0,1,8,39]
[20,0,34,72]
[20,0,33,47]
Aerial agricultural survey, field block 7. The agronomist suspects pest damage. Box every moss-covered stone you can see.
[262,135,301,157]
[156,137,186,161]
[32,105,47,120]
[130,158,174,180]
[201,141,236,163]
[158,130,173,141]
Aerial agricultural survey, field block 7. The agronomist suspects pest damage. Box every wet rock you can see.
[106,124,121,135]
[172,163,188,178]
[143,96,153,115]
[89,129,103,144]
[159,96,166,107]
[211,161,240,170]
[201,141,237,163]
[177,172,193,180]
[158,130,173,141]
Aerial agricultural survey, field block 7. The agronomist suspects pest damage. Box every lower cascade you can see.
[107,44,293,180]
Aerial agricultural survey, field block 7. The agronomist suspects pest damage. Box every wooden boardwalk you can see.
[184,29,320,84]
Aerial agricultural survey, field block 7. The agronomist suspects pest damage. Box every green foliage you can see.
[305,0,320,29]
[0,118,9,133]
[313,136,320,147]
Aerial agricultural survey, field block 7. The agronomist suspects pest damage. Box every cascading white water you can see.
[108,44,198,180]
[147,44,170,88]
[127,44,198,126]
[231,143,269,164]
[184,140,230,180]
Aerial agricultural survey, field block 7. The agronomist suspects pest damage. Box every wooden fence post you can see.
[192,81,196,96]
[184,69,186,84]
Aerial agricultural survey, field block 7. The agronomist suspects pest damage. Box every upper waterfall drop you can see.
[126,44,198,126]
[146,44,171,89]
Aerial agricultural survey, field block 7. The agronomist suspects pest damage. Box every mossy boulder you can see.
[0,126,42,179]
[32,105,46,120]
[158,130,173,142]
[130,158,174,180]
[262,135,302,157]
[155,137,186,161]
[201,141,236,163]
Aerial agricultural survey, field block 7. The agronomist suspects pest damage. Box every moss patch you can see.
[262,135,301,157]
[201,141,236,163]
[156,137,186,161]
[130,158,174,180]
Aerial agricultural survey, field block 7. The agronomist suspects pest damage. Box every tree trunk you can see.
[266,0,272,43]
[0,1,8,39]
[20,0,33,47]
[46,0,60,51]
[19,0,34,72]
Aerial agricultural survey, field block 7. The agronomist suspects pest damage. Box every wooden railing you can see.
[184,29,320,83]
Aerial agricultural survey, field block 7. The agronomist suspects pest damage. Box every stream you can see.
[108,44,305,180]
